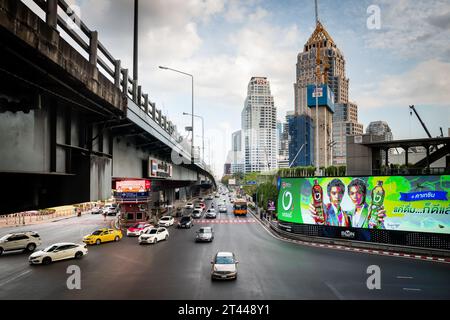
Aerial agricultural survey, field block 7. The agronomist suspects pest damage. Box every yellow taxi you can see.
[83,228,123,245]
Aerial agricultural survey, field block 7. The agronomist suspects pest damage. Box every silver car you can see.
[211,252,238,280]
[205,209,216,219]
[196,227,214,242]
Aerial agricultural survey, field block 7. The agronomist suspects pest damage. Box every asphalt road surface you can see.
[0,195,449,300]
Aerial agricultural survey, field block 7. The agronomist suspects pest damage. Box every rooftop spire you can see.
[315,0,319,25]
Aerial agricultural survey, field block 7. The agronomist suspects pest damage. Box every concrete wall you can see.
[90,155,112,201]
[0,109,51,172]
[346,135,373,175]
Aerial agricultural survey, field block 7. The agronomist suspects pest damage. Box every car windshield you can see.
[43,245,59,252]
[181,217,190,222]
[199,228,212,234]
[215,255,234,264]
[147,229,157,234]
[0,234,12,241]
[91,230,103,235]
[161,217,169,221]
[133,223,146,228]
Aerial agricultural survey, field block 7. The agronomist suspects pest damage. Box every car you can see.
[158,215,175,227]
[218,205,227,213]
[198,197,204,202]
[91,206,102,214]
[83,228,123,245]
[178,216,194,229]
[193,205,203,212]
[195,227,214,242]
[192,209,202,219]
[230,199,234,203]
[29,242,88,265]
[102,204,119,216]
[127,223,153,237]
[0,231,42,255]
[215,194,220,198]
[206,195,214,200]
[138,227,169,244]
[211,252,238,280]
[205,209,217,219]
[185,203,194,209]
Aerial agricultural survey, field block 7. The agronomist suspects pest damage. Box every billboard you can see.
[149,158,172,178]
[277,175,449,234]
[307,84,335,113]
[116,180,149,192]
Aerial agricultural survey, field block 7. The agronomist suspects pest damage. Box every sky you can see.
[23,0,450,177]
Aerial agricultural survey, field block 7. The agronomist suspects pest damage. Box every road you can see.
[0,194,449,300]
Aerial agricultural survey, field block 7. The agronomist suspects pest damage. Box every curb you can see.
[248,209,450,265]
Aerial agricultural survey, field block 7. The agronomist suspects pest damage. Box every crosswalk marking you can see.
[194,219,256,224]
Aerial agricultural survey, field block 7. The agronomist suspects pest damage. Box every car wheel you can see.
[42,257,52,265]
[75,251,83,259]
[26,243,36,252]
[114,236,120,242]
[96,239,101,245]
[0,247,3,256]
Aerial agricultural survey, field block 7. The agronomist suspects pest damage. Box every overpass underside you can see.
[0,1,214,214]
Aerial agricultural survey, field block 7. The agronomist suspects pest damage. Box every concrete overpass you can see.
[0,0,216,214]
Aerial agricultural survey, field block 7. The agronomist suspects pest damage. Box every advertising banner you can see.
[116,180,149,192]
[277,175,450,234]
[149,158,172,178]
[268,200,276,212]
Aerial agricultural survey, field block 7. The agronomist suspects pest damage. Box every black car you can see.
[177,216,194,229]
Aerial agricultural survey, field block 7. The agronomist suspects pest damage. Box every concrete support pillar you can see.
[151,103,156,120]
[89,31,98,65]
[121,69,129,95]
[114,60,121,88]
[137,85,142,107]
[46,0,58,29]
[143,94,149,114]
[132,80,138,102]
[385,148,389,167]
[404,147,409,167]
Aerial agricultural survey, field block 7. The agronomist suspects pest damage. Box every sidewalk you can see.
[0,203,95,228]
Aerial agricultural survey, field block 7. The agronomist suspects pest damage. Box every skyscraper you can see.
[293,13,352,168]
[242,77,277,173]
[333,102,364,165]
[366,121,394,141]
[230,130,244,174]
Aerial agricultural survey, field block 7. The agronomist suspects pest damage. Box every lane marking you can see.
[0,270,32,287]
[396,276,414,279]
[403,288,422,292]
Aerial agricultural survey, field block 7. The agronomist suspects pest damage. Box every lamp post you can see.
[183,112,204,162]
[133,0,139,81]
[159,66,194,163]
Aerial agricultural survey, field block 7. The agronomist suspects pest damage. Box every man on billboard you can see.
[347,178,386,229]
[309,179,350,227]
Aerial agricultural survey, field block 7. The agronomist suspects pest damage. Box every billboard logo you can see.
[282,191,293,211]
[341,230,356,239]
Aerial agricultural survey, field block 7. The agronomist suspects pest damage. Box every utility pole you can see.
[133,0,139,81]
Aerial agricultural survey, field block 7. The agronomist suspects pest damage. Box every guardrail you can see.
[24,0,188,156]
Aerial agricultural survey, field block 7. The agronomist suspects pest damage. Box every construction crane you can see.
[409,105,432,138]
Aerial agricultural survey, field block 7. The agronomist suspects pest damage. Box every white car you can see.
[158,216,175,227]
[206,195,214,200]
[218,205,227,213]
[211,252,238,280]
[138,227,169,244]
[205,209,217,219]
[185,203,194,209]
[0,231,42,255]
[29,242,88,265]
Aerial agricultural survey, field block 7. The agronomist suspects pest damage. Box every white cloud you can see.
[365,0,450,60]
[353,59,450,109]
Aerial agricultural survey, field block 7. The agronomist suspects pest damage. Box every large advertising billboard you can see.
[277,175,449,234]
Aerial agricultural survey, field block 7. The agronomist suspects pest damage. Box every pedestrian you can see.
[103,209,107,221]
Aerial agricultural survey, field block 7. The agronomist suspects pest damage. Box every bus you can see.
[233,199,247,216]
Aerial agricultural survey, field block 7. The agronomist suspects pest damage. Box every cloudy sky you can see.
[24,0,450,177]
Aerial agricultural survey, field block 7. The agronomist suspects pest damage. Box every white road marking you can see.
[403,288,421,292]
[396,276,414,279]
[0,270,32,287]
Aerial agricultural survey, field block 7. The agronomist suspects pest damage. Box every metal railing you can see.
[24,0,192,159]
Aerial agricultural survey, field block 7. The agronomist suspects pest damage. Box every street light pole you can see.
[133,0,139,81]
[183,112,204,162]
[159,66,194,163]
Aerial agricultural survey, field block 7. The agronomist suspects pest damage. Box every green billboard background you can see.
[277,175,450,234]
